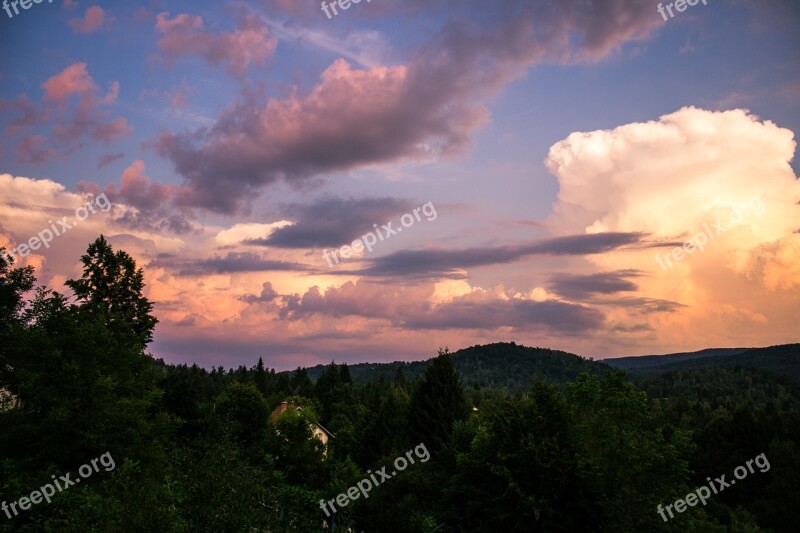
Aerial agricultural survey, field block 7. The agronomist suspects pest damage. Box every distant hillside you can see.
[304,342,612,391]
[603,348,751,369]
[605,344,800,381]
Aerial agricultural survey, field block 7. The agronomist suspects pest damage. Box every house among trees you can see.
[270,401,335,449]
[0,387,19,411]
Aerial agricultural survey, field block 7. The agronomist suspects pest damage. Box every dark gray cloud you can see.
[548,270,641,299]
[601,297,685,313]
[402,299,604,333]
[97,152,125,169]
[357,232,652,278]
[239,281,280,303]
[249,196,417,248]
[155,252,312,276]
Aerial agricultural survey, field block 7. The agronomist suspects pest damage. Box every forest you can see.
[1,238,798,532]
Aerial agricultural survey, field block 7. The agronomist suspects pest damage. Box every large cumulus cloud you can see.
[544,106,800,350]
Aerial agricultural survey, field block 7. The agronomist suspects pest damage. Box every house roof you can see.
[270,401,335,439]
[270,401,294,420]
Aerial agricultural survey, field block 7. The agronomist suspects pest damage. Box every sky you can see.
[0,0,798,370]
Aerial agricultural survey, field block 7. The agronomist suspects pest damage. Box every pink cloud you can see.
[69,6,111,34]
[109,160,176,210]
[62,0,78,10]
[42,63,97,102]
[0,64,130,164]
[156,0,663,213]
[165,82,191,109]
[78,160,196,233]
[15,135,56,164]
[156,59,488,212]
[0,94,48,136]
[155,9,276,76]
[0,64,127,164]
[51,88,131,143]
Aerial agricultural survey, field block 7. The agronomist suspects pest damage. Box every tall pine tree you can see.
[409,348,468,451]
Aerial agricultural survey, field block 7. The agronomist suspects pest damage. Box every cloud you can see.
[214,222,293,246]
[107,160,175,211]
[402,299,603,332]
[89,160,196,234]
[69,6,112,34]
[279,280,604,333]
[15,135,56,164]
[155,9,276,76]
[0,173,118,284]
[548,270,641,300]
[357,232,653,278]
[39,63,132,147]
[601,297,684,314]
[545,107,799,241]
[544,106,800,349]
[155,0,663,212]
[250,196,418,248]
[42,63,97,102]
[155,59,482,212]
[97,152,125,169]
[239,281,279,303]
[262,16,392,68]
[0,94,48,136]
[176,252,312,275]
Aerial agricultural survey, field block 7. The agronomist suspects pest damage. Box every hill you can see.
[603,347,751,369]
[304,342,612,391]
[604,344,800,381]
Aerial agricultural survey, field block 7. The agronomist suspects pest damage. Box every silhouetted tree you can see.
[65,235,158,348]
[409,348,468,451]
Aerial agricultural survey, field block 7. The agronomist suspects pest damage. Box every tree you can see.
[0,241,172,527]
[314,362,343,421]
[65,235,158,348]
[0,248,35,389]
[214,381,269,446]
[254,357,268,397]
[290,367,314,397]
[409,349,468,451]
[339,363,353,385]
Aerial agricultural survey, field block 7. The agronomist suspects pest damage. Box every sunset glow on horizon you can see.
[1,0,798,369]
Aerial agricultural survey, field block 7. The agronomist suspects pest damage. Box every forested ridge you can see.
[606,344,800,381]
[304,342,611,391]
[1,239,798,532]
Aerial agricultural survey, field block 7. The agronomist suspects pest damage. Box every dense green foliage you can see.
[1,240,798,531]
